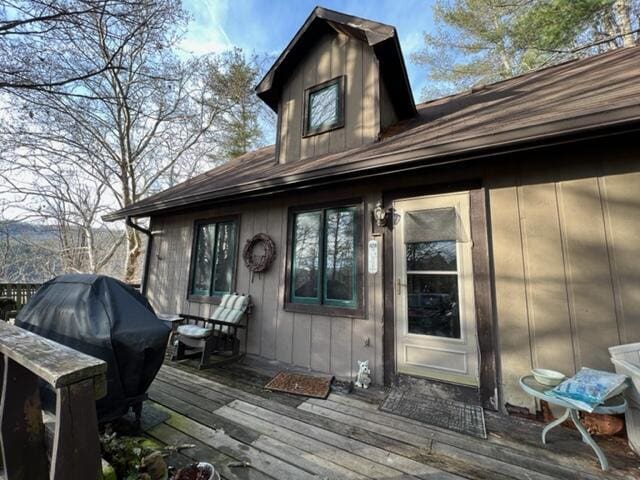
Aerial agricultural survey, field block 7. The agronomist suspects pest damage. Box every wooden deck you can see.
[143,360,639,480]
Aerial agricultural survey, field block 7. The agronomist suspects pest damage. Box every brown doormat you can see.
[264,372,333,399]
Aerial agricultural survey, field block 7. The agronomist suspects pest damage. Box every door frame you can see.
[382,181,499,410]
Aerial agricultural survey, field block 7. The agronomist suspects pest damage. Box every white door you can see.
[393,192,479,386]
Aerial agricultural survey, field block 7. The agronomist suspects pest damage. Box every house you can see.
[106,6,640,413]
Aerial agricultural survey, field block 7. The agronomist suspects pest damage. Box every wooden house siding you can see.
[379,78,398,130]
[146,138,639,411]
[146,190,385,384]
[488,145,640,410]
[276,31,380,164]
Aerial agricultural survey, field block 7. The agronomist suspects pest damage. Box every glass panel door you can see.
[394,192,479,386]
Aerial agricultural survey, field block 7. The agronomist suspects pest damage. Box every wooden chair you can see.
[173,293,251,369]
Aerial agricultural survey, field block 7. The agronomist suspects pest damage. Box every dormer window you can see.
[304,76,345,136]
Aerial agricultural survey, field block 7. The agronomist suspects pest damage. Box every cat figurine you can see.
[355,360,372,389]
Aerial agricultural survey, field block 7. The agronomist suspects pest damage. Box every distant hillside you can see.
[3,221,60,238]
[0,220,130,283]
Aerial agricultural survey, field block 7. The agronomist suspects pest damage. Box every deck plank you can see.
[158,367,431,459]
[252,434,368,480]
[321,393,622,479]
[220,400,462,480]
[156,364,637,480]
[152,403,317,480]
[218,404,416,479]
[146,422,273,480]
[158,368,500,479]
[147,385,260,444]
[158,366,578,480]
[298,401,558,480]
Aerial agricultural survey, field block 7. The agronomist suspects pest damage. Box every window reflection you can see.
[212,222,236,293]
[308,82,339,131]
[293,212,321,299]
[406,241,457,271]
[407,274,460,338]
[192,224,216,296]
[325,209,355,302]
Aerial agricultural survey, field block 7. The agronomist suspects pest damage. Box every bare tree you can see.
[0,0,148,93]
[0,161,124,274]
[1,0,236,281]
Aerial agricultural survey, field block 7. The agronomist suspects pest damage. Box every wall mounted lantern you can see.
[373,201,387,228]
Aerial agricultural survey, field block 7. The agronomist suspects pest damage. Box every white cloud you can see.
[180,0,234,54]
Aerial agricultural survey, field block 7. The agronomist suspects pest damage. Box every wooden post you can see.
[0,322,107,480]
[50,379,102,480]
[0,356,48,480]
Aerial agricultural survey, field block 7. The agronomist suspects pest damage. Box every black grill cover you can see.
[16,274,170,421]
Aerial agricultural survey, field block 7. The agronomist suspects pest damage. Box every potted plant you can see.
[173,462,219,480]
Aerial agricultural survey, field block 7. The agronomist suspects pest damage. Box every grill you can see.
[15,274,170,422]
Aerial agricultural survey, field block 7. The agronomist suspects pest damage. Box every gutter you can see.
[126,216,153,297]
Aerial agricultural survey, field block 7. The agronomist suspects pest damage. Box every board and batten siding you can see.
[145,138,639,410]
[146,193,384,384]
[489,150,640,410]
[276,31,379,164]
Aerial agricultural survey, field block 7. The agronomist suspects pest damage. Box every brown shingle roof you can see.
[105,46,640,221]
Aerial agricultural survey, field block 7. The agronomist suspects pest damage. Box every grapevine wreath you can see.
[242,233,276,279]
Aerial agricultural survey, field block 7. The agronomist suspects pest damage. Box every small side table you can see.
[157,313,184,352]
[519,375,627,471]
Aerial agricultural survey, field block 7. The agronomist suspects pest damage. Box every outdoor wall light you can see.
[373,201,387,228]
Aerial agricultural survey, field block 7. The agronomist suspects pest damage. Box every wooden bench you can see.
[0,322,107,480]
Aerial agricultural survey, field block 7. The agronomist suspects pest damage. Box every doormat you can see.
[264,372,333,399]
[380,389,487,439]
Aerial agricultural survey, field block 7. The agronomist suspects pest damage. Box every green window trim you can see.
[189,218,238,299]
[290,205,359,310]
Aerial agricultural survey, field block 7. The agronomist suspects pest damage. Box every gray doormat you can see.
[380,389,487,439]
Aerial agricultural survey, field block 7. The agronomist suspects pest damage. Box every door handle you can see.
[396,278,406,294]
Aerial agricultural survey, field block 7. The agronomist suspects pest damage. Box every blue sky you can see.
[180,0,435,100]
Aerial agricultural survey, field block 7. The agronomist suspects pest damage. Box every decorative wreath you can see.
[242,233,276,274]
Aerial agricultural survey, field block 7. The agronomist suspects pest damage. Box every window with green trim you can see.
[291,206,358,308]
[189,219,237,298]
[303,76,344,136]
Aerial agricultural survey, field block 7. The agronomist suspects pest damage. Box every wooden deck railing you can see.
[0,283,41,309]
[0,281,142,317]
[0,322,107,480]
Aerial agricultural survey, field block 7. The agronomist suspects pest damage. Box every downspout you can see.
[126,216,153,297]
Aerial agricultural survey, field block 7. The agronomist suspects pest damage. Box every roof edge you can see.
[103,111,640,222]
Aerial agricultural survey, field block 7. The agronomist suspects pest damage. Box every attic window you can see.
[304,76,344,136]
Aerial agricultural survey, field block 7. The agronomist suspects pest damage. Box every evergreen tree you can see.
[413,0,639,99]
[206,48,271,159]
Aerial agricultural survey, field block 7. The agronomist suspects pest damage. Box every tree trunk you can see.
[124,226,141,283]
[614,0,635,47]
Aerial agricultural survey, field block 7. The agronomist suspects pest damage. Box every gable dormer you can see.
[256,7,416,164]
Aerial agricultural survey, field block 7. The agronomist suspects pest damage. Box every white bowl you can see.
[532,368,565,386]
